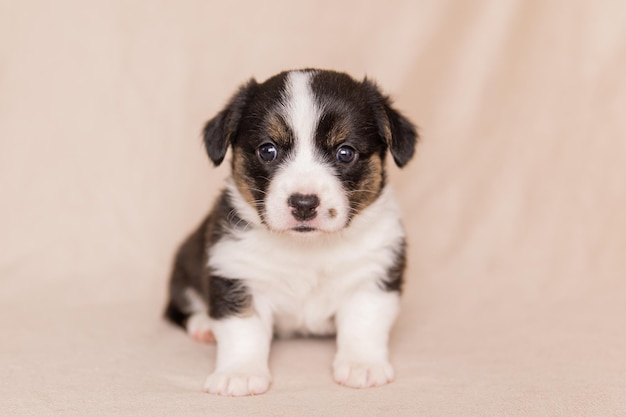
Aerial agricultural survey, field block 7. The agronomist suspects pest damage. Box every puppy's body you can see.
[165,69,417,396]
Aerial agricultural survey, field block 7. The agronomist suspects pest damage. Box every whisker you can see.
[346,189,380,195]
[245,187,268,196]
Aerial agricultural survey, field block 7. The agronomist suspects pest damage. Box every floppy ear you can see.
[363,79,418,168]
[202,79,257,166]
[383,103,418,167]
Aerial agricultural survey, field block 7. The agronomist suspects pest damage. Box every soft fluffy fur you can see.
[164,69,417,396]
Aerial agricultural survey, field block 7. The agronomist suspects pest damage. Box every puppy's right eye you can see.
[257,143,278,163]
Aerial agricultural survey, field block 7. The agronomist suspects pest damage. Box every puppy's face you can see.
[204,70,417,235]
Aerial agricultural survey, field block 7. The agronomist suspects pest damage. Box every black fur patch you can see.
[203,79,258,166]
[164,190,252,329]
[225,72,297,224]
[208,276,251,319]
[379,239,406,293]
[309,72,395,217]
[164,299,190,328]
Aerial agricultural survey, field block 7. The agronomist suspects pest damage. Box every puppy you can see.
[164,69,417,396]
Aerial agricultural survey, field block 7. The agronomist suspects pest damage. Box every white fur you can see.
[210,186,403,336]
[333,289,399,387]
[203,315,272,396]
[264,71,349,233]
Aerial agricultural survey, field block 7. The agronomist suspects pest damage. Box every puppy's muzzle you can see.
[288,193,320,221]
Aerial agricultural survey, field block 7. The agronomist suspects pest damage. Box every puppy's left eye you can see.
[336,145,358,163]
[257,143,278,163]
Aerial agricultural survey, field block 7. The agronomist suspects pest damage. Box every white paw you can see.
[203,371,271,396]
[333,358,394,388]
[186,313,215,343]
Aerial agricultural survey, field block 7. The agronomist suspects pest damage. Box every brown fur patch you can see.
[327,119,351,147]
[235,302,255,317]
[231,148,256,206]
[349,154,384,213]
[265,113,291,145]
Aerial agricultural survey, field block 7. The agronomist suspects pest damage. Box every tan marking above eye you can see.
[265,113,291,145]
[327,119,351,147]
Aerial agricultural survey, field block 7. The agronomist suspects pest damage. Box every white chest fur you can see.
[208,187,405,337]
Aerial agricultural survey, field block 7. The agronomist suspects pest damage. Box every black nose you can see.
[287,193,320,221]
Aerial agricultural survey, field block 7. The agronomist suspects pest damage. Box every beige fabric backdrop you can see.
[1,0,625,416]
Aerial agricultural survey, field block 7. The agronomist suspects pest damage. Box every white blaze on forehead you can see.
[263,70,349,233]
[280,71,321,162]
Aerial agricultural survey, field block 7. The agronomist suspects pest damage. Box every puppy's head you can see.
[203,69,417,235]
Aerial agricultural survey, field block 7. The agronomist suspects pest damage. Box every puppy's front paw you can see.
[186,313,215,343]
[203,370,271,396]
[333,358,394,388]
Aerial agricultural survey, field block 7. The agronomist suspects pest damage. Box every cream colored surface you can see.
[1,1,625,415]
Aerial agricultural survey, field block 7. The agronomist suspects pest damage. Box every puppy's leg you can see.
[178,288,215,343]
[333,288,399,388]
[203,313,273,396]
[166,280,215,343]
[165,219,215,343]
